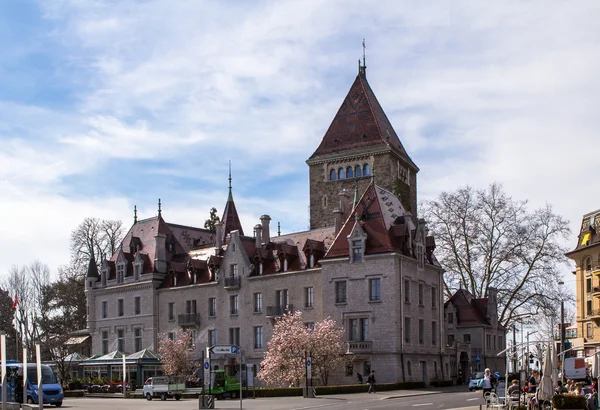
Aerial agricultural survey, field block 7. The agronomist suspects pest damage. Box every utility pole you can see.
[559,280,566,381]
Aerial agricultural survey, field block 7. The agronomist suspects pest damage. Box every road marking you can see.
[467,398,480,401]
[412,403,433,406]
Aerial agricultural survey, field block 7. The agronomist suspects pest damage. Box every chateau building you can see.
[566,209,600,357]
[84,63,457,386]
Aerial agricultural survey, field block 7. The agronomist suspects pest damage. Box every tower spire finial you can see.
[158,198,162,217]
[362,38,366,68]
[134,205,138,223]
[359,38,367,77]
[228,160,233,201]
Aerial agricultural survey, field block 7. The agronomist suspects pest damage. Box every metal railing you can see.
[346,341,372,353]
[265,304,294,317]
[224,276,241,288]
[178,313,201,326]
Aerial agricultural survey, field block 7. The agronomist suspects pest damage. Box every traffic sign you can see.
[210,345,239,355]
[203,357,210,384]
[306,357,312,379]
[475,355,481,363]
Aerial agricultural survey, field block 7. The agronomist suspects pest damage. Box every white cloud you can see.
[1,0,599,283]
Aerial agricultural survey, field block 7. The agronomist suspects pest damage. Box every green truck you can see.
[205,370,241,399]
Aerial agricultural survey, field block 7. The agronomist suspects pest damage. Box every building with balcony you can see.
[566,210,600,357]
[84,63,449,386]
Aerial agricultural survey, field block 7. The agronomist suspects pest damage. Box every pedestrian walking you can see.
[367,370,376,393]
[482,368,493,397]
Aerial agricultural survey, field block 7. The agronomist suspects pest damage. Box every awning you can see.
[582,233,591,246]
[64,335,90,345]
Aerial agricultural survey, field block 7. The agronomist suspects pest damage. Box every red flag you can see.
[11,295,18,309]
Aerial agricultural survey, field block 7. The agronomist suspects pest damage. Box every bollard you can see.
[199,395,215,409]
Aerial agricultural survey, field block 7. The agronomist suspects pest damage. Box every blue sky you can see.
[1,0,599,283]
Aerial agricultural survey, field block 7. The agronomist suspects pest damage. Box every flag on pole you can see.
[12,295,18,309]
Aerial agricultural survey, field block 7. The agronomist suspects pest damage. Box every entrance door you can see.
[420,361,427,384]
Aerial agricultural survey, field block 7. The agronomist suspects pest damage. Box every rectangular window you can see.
[306,322,315,330]
[117,329,124,351]
[209,298,216,317]
[349,318,369,341]
[418,319,424,344]
[352,240,363,262]
[486,334,492,349]
[418,284,424,306]
[588,300,593,315]
[254,326,263,349]
[134,328,142,352]
[168,332,174,341]
[447,334,455,346]
[276,289,289,307]
[404,317,411,344]
[588,278,593,293]
[229,327,240,346]
[431,287,437,308]
[305,287,314,308]
[404,279,410,303]
[168,302,175,320]
[447,312,454,324]
[230,295,239,315]
[335,281,347,304]
[186,300,197,314]
[464,334,471,344]
[432,322,437,346]
[230,264,238,277]
[102,301,108,318]
[369,278,381,301]
[253,293,262,313]
[209,329,217,346]
[102,331,108,354]
[118,299,124,317]
[587,323,594,338]
[134,297,141,315]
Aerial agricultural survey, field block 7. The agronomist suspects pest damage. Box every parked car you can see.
[469,371,485,391]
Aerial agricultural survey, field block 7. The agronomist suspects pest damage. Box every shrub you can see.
[552,394,588,409]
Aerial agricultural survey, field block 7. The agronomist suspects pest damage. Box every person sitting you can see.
[523,381,530,393]
[508,380,521,397]
[555,380,569,394]
[574,383,585,396]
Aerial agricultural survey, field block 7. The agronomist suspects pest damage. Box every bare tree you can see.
[70,217,124,275]
[421,183,571,328]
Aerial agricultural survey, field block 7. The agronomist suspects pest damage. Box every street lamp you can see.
[559,280,566,381]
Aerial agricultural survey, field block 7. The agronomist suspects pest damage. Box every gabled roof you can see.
[446,289,491,326]
[325,183,407,258]
[309,71,417,170]
[127,349,161,360]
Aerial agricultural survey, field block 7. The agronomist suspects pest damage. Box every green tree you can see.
[204,208,220,232]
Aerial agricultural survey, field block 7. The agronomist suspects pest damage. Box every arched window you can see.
[338,168,345,179]
[355,165,362,177]
[330,169,337,180]
[346,166,353,178]
[363,164,371,176]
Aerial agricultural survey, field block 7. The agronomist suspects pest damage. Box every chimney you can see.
[154,233,167,273]
[215,222,223,250]
[254,224,262,248]
[260,215,271,244]
[338,189,351,217]
[333,208,343,236]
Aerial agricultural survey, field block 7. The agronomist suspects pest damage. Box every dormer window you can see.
[351,240,363,262]
[416,243,424,269]
[168,243,174,253]
[259,263,263,275]
[101,268,107,287]
[308,254,314,268]
[116,263,125,283]
[133,263,141,280]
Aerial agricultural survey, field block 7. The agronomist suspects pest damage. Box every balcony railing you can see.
[224,276,241,289]
[346,341,372,354]
[178,313,201,326]
[265,304,294,317]
[593,267,600,275]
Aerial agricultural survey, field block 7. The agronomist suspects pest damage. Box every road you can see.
[57,388,488,410]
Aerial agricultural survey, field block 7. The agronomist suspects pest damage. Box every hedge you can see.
[552,394,588,409]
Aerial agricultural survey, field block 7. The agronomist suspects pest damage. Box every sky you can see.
[1,0,599,289]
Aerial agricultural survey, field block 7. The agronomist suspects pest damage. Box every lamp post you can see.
[559,281,566,382]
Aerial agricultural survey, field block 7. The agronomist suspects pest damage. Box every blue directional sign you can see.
[231,345,239,354]
[475,355,481,363]
[306,357,312,379]
[204,362,210,369]
[211,345,239,354]
[203,357,210,384]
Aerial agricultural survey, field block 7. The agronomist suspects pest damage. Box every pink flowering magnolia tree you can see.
[157,329,197,379]
[259,312,345,387]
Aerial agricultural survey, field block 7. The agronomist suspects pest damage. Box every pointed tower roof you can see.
[86,255,99,278]
[221,163,244,240]
[309,71,417,170]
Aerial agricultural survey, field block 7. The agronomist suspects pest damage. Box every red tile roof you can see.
[446,289,491,326]
[309,72,417,170]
